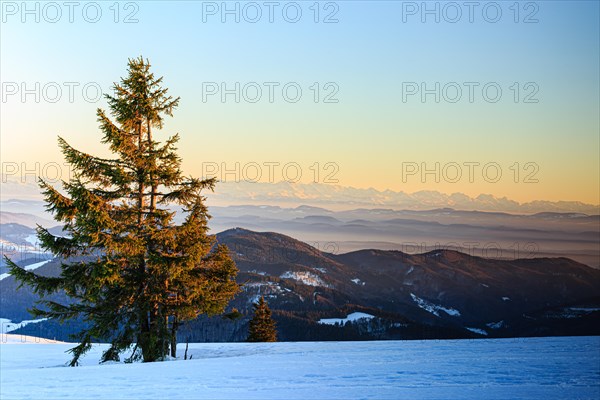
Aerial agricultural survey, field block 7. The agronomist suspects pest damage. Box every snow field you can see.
[1,336,598,399]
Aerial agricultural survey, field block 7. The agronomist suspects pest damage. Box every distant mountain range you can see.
[206,205,600,267]
[2,204,599,267]
[3,228,599,343]
[2,177,598,214]
[211,181,600,214]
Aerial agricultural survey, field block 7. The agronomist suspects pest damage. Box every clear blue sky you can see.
[1,1,598,203]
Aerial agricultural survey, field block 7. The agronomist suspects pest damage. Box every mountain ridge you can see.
[2,227,599,342]
[3,179,599,214]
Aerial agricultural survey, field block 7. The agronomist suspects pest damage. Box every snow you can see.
[466,327,488,336]
[351,278,365,286]
[24,234,40,247]
[0,238,47,255]
[248,269,266,276]
[1,334,64,344]
[550,307,600,319]
[410,293,461,317]
[247,294,261,304]
[244,281,282,291]
[318,312,375,325]
[569,307,600,312]
[0,318,49,334]
[1,336,598,399]
[487,321,504,329]
[0,259,52,281]
[243,281,285,304]
[280,271,330,288]
[23,259,52,271]
[244,281,299,304]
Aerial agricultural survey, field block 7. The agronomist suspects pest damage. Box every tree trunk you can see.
[170,317,178,358]
[141,306,163,362]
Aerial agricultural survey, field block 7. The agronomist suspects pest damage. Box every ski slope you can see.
[1,336,598,399]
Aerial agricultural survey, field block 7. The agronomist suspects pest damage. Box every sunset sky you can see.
[1,1,598,204]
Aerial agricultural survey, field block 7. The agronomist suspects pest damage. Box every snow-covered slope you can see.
[0,259,52,281]
[0,317,48,333]
[319,312,375,325]
[1,334,64,344]
[410,293,462,317]
[1,336,598,399]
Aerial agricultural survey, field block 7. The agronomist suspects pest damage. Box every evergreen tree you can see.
[247,297,277,342]
[5,57,240,365]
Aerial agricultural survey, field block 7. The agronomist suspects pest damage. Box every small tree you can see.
[247,297,277,342]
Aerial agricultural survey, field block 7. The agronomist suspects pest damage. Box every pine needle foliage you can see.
[5,57,240,365]
[247,297,277,342]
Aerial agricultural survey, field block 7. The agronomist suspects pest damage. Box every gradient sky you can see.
[1,0,599,204]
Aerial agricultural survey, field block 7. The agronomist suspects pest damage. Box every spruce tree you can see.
[5,57,240,365]
[247,297,277,342]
